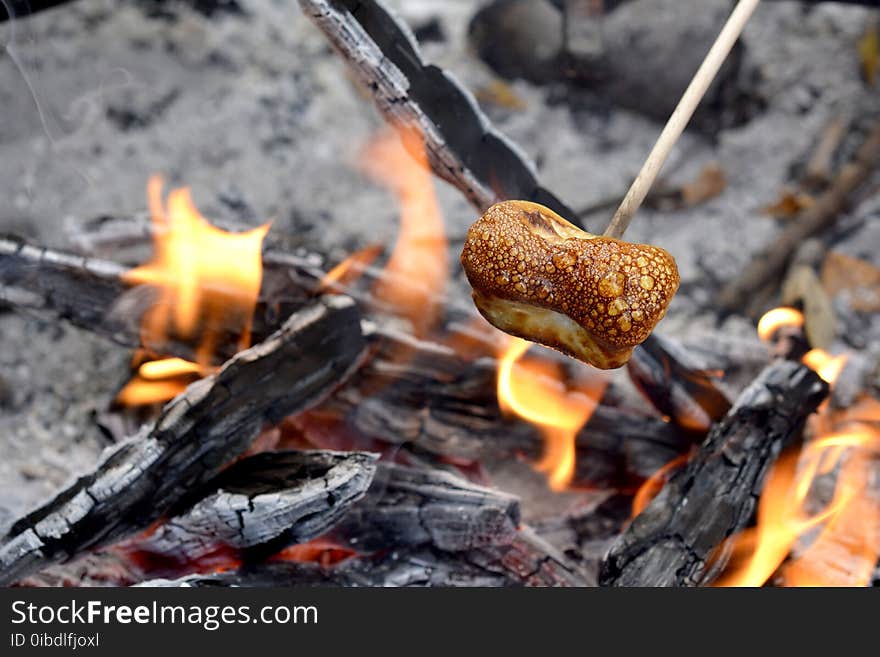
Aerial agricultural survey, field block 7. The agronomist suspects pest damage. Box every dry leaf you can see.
[681,162,726,206]
[474,80,527,110]
[821,250,880,313]
[858,18,879,86]
[782,265,835,350]
[761,188,815,219]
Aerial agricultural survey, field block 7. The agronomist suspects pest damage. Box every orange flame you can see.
[362,129,448,338]
[272,538,358,567]
[713,308,880,586]
[497,337,606,490]
[802,349,848,385]
[116,357,212,406]
[713,421,880,587]
[116,377,191,407]
[781,436,880,586]
[631,453,690,518]
[757,307,804,342]
[118,176,269,405]
[756,308,848,385]
[319,244,384,293]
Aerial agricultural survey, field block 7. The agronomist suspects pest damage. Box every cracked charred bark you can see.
[0,296,366,586]
[132,450,379,563]
[332,462,520,552]
[599,360,828,587]
[134,458,519,562]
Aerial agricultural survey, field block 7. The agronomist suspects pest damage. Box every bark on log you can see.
[298,0,577,219]
[132,450,378,564]
[599,360,828,587]
[0,296,366,586]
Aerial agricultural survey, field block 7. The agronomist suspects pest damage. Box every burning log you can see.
[0,296,366,586]
[0,235,319,363]
[297,0,576,218]
[599,360,828,587]
[139,530,587,587]
[137,551,517,587]
[0,237,136,346]
[132,450,378,564]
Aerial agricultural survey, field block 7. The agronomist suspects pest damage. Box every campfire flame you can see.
[319,244,384,293]
[802,349,848,385]
[361,129,448,338]
[116,356,210,407]
[756,306,804,341]
[713,307,880,586]
[631,453,690,517]
[117,176,269,405]
[497,337,606,490]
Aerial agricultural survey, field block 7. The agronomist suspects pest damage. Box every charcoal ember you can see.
[138,550,517,588]
[0,296,366,586]
[139,531,587,587]
[132,451,379,564]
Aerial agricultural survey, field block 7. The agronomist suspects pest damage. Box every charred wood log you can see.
[134,456,518,563]
[298,0,577,218]
[131,450,378,564]
[599,360,828,587]
[0,236,320,363]
[139,530,587,587]
[627,333,731,434]
[137,551,515,587]
[0,296,366,586]
[332,462,520,552]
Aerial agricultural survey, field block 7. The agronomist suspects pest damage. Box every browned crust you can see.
[460,201,679,366]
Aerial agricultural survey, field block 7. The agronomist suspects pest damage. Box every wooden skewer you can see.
[604,0,761,239]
